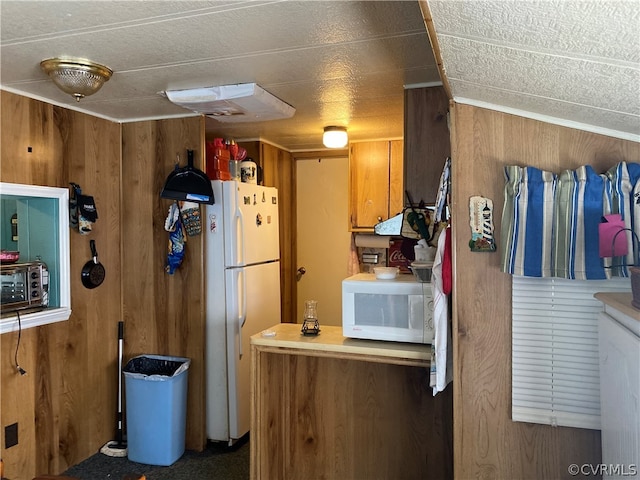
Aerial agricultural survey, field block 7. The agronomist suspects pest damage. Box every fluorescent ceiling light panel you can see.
[163,83,295,122]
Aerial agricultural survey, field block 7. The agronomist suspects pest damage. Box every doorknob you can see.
[296,267,306,281]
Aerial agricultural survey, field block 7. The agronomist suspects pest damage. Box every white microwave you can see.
[342,273,434,344]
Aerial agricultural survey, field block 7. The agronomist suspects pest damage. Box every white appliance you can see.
[205,180,281,444]
[342,273,434,344]
[598,300,639,479]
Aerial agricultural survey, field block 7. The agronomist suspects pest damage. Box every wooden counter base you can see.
[250,324,453,479]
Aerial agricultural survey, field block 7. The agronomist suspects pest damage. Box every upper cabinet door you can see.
[349,140,403,231]
[389,140,404,220]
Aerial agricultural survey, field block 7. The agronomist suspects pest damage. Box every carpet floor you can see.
[63,436,249,480]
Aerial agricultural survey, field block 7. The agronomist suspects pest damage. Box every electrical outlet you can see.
[5,423,18,448]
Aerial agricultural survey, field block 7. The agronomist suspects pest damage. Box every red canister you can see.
[206,141,232,180]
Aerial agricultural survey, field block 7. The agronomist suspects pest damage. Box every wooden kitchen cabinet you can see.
[404,86,451,205]
[349,140,403,231]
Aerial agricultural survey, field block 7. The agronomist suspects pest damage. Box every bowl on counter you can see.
[373,266,399,280]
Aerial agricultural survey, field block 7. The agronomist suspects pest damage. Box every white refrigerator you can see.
[205,180,281,444]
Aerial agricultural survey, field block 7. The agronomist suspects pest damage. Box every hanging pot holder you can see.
[180,201,202,236]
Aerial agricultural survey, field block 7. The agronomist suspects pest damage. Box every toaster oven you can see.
[0,261,49,314]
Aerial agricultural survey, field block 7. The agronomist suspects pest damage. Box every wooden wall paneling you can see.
[0,92,61,473]
[121,117,207,452]
[1,92,63,186]
[238,140,261,170]
[57,109,122,472]
[1,91,122,478]
[403,86,451,206]
[450,103,639,479]
[269,146,296,326]
[1,329,38,477]
[121,122,160,353]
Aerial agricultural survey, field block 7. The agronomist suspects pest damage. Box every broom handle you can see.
[117,321,124,443]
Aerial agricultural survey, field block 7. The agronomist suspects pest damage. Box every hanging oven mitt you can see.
[180,201,202,236]
[70,183,98,234]
[77,192,98,234]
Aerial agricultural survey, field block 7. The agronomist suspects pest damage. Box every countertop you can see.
[594,292,640,320]
[594,292,640,335]
[250,322,430,368]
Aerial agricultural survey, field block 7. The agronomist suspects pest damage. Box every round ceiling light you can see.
[323,126,348,148]
[40,57,113,102]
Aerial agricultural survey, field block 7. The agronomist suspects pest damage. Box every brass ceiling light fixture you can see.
[40,57,113,101]
[323,126,348,148]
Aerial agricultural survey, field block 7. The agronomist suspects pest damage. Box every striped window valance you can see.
[500,162,640,280]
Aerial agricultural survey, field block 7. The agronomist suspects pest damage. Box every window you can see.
[0,182,71,333]
[512,275,631,429]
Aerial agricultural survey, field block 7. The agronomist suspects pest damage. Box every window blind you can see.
[512,276,631,430]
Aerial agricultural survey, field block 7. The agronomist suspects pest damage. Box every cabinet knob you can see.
[377,216,383,222]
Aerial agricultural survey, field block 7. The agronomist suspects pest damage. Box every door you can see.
[225,261,281,440]
[222,181,280,266]
[296,157,352,326]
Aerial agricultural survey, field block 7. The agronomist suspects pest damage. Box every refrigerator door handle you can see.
[237,268,247,358]
[235,204,245,266]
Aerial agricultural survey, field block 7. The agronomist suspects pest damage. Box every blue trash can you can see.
[124,354,190,466]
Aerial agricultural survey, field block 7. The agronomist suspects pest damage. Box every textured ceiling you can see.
[427,0,640,142]
[0,0,439,151]
[1,1,638,150]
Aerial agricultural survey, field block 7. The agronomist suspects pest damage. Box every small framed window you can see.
[1,182,71,333]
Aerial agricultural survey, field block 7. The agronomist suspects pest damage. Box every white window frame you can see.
[0,182,71,334]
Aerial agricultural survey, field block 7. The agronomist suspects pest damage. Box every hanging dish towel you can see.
[430,225,453,395]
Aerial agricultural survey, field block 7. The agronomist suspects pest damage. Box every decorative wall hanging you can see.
[69,183,98,234]
[469,196,496,252]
